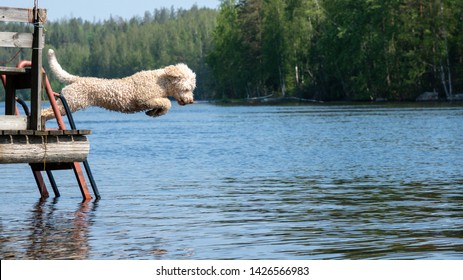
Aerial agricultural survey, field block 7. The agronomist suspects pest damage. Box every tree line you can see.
[1,1,463,102]
[209,0,463,101]
[0,6,217,101]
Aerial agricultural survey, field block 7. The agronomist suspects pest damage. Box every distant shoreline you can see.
[2,99,463,109]
[211,98,463,107]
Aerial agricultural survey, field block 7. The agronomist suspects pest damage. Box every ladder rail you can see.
[57,94,101,200]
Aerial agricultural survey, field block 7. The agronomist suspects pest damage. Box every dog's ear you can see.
[164,64,184,79]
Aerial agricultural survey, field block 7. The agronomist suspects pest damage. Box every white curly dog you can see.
[42,49,196,120]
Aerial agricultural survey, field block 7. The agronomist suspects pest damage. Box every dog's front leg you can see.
[145,98,172,117]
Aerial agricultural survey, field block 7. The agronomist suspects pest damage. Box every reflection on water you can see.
[1,199,96,259]
[1,103,462,259]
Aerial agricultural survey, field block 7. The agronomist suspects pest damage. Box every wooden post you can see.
[30,8,43,130]
[4,76,16,115]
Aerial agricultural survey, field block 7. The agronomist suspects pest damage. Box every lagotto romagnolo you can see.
[42,49,196,120]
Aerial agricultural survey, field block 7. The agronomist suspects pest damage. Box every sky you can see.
[2,0,220,21]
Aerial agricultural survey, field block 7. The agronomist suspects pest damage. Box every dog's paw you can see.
[146,108,165,117]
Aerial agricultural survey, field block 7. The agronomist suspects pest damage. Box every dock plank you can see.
[0,130,92,136]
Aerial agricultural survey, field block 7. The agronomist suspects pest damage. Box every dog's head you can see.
[164,63,196,106]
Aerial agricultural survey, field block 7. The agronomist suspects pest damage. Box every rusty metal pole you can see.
[43,71,93,200]
[31,169,49,199]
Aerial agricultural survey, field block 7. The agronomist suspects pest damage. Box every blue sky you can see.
[2,0,220,21]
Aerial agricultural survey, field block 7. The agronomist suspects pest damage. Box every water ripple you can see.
[1,104,462,259]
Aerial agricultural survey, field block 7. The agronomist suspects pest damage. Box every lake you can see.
[0,102,462,259]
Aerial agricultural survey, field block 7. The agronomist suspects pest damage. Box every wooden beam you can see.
[4,75,16,115]
[0,116,28,130]
[0,130,92,136]
[0,66,28,75]
[29,20,43,130]
[0,32,44,48]
[0,135,89,164]
[0,7,47,23]
[30,162,74,171]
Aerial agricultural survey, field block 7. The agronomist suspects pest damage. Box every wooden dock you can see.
[1,5,99,200]
[0,130,91,164]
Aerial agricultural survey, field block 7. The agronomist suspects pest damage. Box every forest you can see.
[0,5,217,101]
[1,0,463,102]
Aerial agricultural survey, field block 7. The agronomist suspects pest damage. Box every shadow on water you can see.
[0,198,98,259]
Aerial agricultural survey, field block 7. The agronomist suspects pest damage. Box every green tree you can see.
[4,1,463,102]
[208,0,246,99]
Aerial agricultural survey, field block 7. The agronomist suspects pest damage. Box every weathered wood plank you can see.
[0,32,45,48]
[0,129,92,136]
[0,135,89,164]
[33,130,48,136]
[48,130,64,136]
[2,130,19,135]
[0,32,32,48]
[0,7,47,23]
[18,130,34,135]
[78,130,92,135]
[63,130,77,135]
[0,66,29,75]
[0,115,28,130]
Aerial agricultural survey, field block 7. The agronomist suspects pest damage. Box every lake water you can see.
[1,102,462,259]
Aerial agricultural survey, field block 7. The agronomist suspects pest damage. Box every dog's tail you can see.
[48,49,79,84]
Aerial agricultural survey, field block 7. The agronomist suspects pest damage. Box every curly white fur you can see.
[42,49,196,120]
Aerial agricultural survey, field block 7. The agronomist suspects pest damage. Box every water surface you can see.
[1,103,462,259]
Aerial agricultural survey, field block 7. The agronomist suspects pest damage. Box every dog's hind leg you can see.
[145,98,172,117]
[41,93,84,121]
[41,99,67,121]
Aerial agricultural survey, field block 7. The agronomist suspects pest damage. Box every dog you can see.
[42,49,196,120]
